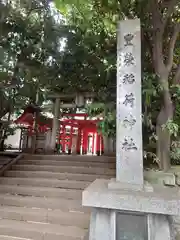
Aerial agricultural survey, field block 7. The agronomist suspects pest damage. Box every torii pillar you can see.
[49,97,60,152]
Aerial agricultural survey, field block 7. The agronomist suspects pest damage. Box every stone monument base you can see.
[82,179,179,240]
[108,178,144,191]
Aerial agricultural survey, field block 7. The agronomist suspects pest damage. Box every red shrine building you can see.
[15,105,104,155]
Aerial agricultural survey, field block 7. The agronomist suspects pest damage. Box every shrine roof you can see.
[14,112,52,127]
[14,105,101,128]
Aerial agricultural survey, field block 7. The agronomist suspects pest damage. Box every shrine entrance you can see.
[15,107,104,155]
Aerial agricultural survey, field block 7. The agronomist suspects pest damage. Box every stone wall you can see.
[144,167,180,240]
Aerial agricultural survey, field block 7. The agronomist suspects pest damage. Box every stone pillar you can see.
[45,130,52,151]
[82,19,177,240]
[50,98,60,152]
[71,135,77,155]
[112,138,116,152]
[96,134,101,156]
[116,18,143,187]
[103,136,114,156]
[75,93,85,107]
[103,136,109,155]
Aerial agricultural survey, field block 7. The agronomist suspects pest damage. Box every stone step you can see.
[12,164,115,175]
[0,185,82,199]
[0,206,90,228]
[25,155,115,163]
[0,237,32,240]
[19,159,115,169]
[0,219,86,240]
[0,177,90,190]
[0,154,117,240]
[5,170,112,181]
[0,194,88,213]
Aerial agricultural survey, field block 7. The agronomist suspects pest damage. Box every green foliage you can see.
[162,120,179,137]
[4,124,18,141]
[0,0,67,107]
[54,0,180,168]
[86,102,116,137]
[54,0,117,94]
[1,0,180,169]
[171,141,180,165]
[0,0,67,148]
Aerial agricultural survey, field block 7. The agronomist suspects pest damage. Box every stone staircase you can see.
[0,154,115,240]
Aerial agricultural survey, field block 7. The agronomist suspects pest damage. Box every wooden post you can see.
[92,133,95,155]
[101,135,104,155]
[76,128,81,155]
[96,134,101,156]
[68,125,73,154]
[62,125,66,153]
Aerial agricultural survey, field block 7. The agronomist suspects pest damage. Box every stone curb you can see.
[144,170,176,187]
[174,173,180,186]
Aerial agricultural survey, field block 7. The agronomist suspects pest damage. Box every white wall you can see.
[5,129,21,149]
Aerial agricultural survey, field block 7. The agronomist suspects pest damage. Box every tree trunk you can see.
[156,79,173,171]
[156,114,171,171]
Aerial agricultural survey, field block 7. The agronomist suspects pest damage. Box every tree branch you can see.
[166,23,180,72]
[162,0,178,26]
[149,0,166,75]
[150,0,163,31]
[142,30,153,59]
